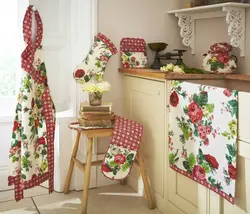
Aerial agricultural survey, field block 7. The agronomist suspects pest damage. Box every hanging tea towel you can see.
[8,5,56,201]
[168,81,238,204]
[101,116,143,180]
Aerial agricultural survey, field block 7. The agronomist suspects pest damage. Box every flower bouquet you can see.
[82,80,111,106]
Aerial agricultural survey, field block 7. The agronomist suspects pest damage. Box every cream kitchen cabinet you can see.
[122,73,250,214]
[123,74,207,214]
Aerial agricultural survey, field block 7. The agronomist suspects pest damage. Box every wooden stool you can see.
[63,125,154,214]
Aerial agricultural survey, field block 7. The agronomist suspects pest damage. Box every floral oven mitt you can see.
[101,116,143,180]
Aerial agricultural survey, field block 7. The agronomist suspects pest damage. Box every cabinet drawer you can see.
[124,75,165,96]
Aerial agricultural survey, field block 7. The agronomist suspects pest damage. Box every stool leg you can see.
[63,131,81,194]
[82,138,94,214]
[137,150,155,210]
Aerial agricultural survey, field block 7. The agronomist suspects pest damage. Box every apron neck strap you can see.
[23,5,43,49]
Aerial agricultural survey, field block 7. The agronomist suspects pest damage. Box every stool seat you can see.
[63,122,155,214]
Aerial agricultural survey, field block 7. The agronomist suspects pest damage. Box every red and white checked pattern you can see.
[111,116,143,151]
[97,33,118,55]
[8,5,56,201]
[120,38,146,53]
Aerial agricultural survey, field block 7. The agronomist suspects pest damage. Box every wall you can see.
[97,0,182,153]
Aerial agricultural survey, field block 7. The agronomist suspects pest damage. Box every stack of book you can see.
[78,102,114,129]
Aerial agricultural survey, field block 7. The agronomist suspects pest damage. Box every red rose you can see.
[223,89,232,97]
[131,57,136,62]
[114,154,126,164]
[193,165,206,180]
[216,54,230,64]
[170,91,179,107]
[187,102,203,124]
[37,137,46,145]
[228,164,236,180]
[13,121,19,132]
[206,126,212,134]
[17,141,21,148]
[205,154,219,169]
[124,62,130,68]
[74,69,85,78]
[101,163,111,173]
[204,138,209,146]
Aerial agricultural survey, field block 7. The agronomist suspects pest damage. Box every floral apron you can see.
[8,5,56,201]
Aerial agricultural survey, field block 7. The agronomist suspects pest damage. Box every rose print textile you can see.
[73,33,118,83]
[8,6,56,201]
[120,38,147,68]
[168,81,238,204]
[101,116,143,180]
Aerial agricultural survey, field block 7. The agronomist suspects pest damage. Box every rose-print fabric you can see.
[168,81,238,204]
[101,116,143,180]
[8,6,56,201]
[120,37,147,68]
[73,33,118,83]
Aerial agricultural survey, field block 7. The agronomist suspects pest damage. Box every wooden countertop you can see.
[119,68,250,82]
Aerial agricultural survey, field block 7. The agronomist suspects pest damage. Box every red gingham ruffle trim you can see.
[170,164,235,204]
[97,33,118,55]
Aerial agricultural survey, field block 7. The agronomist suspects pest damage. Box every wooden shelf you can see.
[119,68,250,82]
[167,3,250,56]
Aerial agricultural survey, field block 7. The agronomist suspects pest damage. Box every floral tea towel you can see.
[168,81,238,204]
[120,38,147,68]
[8,5,56,201]
[101,116,143,180]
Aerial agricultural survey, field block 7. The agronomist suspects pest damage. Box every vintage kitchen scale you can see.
[148,42,186,69]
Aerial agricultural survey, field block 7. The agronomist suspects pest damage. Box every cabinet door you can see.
[124,76,166,198]
[166,81,208,214]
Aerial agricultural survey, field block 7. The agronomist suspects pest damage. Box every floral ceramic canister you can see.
[120,38,147,68]
[202,43,237,74]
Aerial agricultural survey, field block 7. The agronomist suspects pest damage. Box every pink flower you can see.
[206,126,212,134]
[114,154,126,164]
[223,89,232,97]
[193,165,206,180]
[187,102,203,124]
[131,57,136,62]
[204,138,209,146]
[199,132,207,140]
[198,124,205,133]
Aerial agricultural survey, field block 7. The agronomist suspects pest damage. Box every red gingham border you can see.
[97,33,118,55]
[8,5,56,201]
[120,37,146,52]
[170,164,235,204]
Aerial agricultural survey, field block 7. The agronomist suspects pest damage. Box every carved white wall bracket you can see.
[168,3,250,57]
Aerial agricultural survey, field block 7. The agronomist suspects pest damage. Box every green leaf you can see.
[183,161,189,170]
[124,52,132,56]
[227,144,236,157]
[188,153,196,169]
[12,132,16,139]
[127,154,134,161]
[202,162,211,173]
[21,174,26,179]
[183,106,188,115]
[95,61,101,68]
[169,153,175,165]
[222,132,228,137]
[225,154,232,164]
[84,75,90,82]
[227,100,238,117]
[198,149,205,161]
[181,127,190,141]
[199,92,208,106]
[122,162,130,172]
[206,104,215,113]
[22,134,27,140]
[193,94,199,103]
[109,160,117,167]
